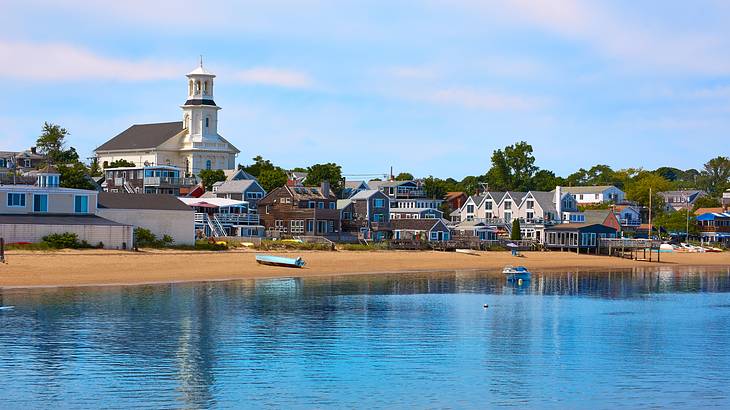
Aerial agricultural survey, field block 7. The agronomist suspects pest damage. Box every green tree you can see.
[511,219,522,240]
[654,209,699,236]
[89,158,102,177]
[486,141,537,191]
[692,196,721,211]
[423,176,447,199]
[258,168,288,192]
[459,175,484,196]
[305,163,343,195]
[531,169,564,191]
[36,122,69,164]
[394,172,414,181]
[240,155,277,178]
[698,156,730,196]
[199,169,226,191]
[625,172,672,214]
[108,159,136,168]
[58,162,95,190]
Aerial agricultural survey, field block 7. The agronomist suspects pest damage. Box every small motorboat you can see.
[255,254,306,268]
[503,265,531,281]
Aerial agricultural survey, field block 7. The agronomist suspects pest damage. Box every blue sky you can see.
[2,0,729,179]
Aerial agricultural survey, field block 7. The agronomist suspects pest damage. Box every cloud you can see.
[232,67,316,89]
[0,40,184,81]
[401,87,547,111]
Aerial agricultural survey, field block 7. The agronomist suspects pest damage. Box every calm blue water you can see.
[1,268,730,409]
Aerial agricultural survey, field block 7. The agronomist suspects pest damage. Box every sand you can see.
[0,249,728,289]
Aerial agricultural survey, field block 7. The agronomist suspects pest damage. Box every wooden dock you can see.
[598,238,663,262]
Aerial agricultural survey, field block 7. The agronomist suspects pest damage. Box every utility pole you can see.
[648,187,653,239]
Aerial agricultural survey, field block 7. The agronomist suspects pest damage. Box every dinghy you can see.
[503,265,531,281]
[255,254,306,268]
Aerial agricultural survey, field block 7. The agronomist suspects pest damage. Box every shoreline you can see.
[0,249,728,290]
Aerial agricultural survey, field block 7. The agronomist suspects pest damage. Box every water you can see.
[1,267,730,409]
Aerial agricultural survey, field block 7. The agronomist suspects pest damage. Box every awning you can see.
[189,202,219,208]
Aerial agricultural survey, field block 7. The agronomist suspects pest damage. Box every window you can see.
[467,204,474,213]
[281,197,291,204]
[290,220,304,233]
[7,193,25,207]
[24,159,31,168]
[33,194,48,212]
[430,231,438,240]
[504,201,512,210]
[526,211,534,220]
[0,159,5,168]
[329,202,335,209]
[308,201,315,208]
[485,201,493,210]
[526,200,534,209]
[373,213,384,222]
[307,220,314,232]
[317,202,324,209]
[343,211,352,220]
[275,220,285,232]
[374,198,385,208]
[74,195,89,213]
[205,117,209,128]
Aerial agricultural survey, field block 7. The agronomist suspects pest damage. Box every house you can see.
[342,180,370,199]
[258,182,339,238]
[96,193,195,245]
[722,190,730,210]
[582,209,622,232]
[368,180,443,209]
[562,186,625,204]
[95,61,239,175]
[102,165,197,195]
[695,207,724,216]
[391,218,451,242]
[449,208,461,223]
[613,204,642,228]
[390,207,444,220]
[210,179,266,209]
[0,147,45,176]
[444,192,467,211]
[286,171,308,186]
[0,166,132,248]
[224,168,256,181]
[338,189,391,240]
[451,220,498,241]
[178,197,263,238]
[659,190,707,211]
[696,212,730,244]
[544,223,618,252]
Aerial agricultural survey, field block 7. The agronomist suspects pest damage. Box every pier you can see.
[598,238,663,262]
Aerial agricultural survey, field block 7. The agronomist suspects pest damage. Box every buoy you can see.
[483,304,489,308]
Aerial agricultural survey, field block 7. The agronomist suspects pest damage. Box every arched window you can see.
[205,117,209,128]
[203,81,208,95]
[184,114,189,129]
[206,160,212,170]
[188,80,193,95]
[195,80,201,93]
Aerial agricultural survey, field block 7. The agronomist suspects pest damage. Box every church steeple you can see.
[182,58,221,143]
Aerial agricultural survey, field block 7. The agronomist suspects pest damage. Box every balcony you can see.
[371,221,393,231]
[215,213,260,225]
[144,176,198,187]
[619,218,641,227]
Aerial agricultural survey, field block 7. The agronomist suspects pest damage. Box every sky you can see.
[2,0,730,180]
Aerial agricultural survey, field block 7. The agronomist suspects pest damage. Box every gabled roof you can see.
[344,180,369,189]
[583,210,613,225]
[485,191,506,204]
[349,189,384,200]
[178,197,248,208]
[98,193,193,211]
[224,169,257,181]
[528,191,557,213]
[212,179,261,194]
[561,185,619,194]
[96,122,184,151]
[466,195,486,207]
[391,218,448,231]
[445,191,466,199]
[337,199,353,209]
[0,214,128,226]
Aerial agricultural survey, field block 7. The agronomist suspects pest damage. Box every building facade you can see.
[258,183,340,238]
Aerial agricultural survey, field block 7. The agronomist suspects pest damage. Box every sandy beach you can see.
[0,249,727,288]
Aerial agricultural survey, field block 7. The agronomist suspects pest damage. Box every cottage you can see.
[451,220,498,241]
[696,212,730,244]
[97,193,195,245]
[544,223,618,252]
[582,209,622,232]
[391,218,451,242]
[613,204,642,228]
[258,182,339,238]
[210,179,266,209]
[0,147,45,177]
[178,196,263,238]
[0,167,132,248]
[338,189,391,240]
[659,190,707,212]
[561,185,624,204]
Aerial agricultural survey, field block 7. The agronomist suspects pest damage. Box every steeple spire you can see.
[199,55,203,68]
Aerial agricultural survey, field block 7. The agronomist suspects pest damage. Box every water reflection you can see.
[0,267,729,408]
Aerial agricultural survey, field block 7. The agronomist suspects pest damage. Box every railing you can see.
[214,213,260,225]
[143,177,198,186]
[619,218,641,226]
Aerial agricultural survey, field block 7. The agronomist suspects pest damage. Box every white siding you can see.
[96,209,195,245]
[0,224,133,249]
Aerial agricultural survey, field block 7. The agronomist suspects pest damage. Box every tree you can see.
[698,156,730,196]
[531,169,564,191]
[423,176,447,199]
[625,172,672,215]
[36,122,79,165]
[258,168,288,192]
[486,141,537,191]
[692,196,721,211]
[58,162,95,190]
[654,209,699,236]
[395,172,414,181]
[108,159,136,168]
[566,164,620,188]
[240,155,276,178]
[199,169,226,191]
[89,158,102,177]
[305,163,343,195]
[511,219,522,240]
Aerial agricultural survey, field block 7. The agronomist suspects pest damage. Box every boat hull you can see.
[255,255,306,268]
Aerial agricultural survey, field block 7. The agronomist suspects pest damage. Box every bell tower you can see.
[181,57,221,143]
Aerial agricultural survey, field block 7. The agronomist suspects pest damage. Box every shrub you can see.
[337,243,389,251]
[41,232,93,249]
[134,227,175,248]
[255,240,333,251]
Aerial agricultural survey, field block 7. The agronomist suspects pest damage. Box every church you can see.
[95,61,240,175]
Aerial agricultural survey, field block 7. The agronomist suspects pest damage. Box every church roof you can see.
[96,121,183,151]
[187,65,215,76]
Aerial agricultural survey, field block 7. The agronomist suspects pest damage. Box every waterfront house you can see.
[696,212,730,244]
[102,165,197,195]
[659,190,707,212]
[0,166,132,248]
[391,218,451,242]
[178,196,263,238]
[95,62,239,175]
[695,207,724,216]
[0,147,45,177]
[613,204,642,229]
[583,209,622,232]
[338,189,391,240]
[451,220,498,241]
[258,182,339,238]
[449,208,461,223]
[342,180,370,199]
[544,223,618,252]
[210,179,266,209]
[561,185,624,205]
[97,193,195,245]
[390,207,444,220]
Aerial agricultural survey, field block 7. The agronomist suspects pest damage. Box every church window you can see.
[205,117,209,128]
[188,80,193,95]
[195,80,201,94]
[206,160,212,170]
[204,81,209,95]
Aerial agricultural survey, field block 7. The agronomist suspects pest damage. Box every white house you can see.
[95,60,239,175]
[561,186,624,205]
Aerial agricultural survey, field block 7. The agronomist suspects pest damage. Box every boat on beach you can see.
[455,249,479,256]
[503,265,531,281]
[255,254,306,268]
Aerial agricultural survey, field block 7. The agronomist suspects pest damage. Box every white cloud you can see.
[0,40,184,81]
[232,67,315,89]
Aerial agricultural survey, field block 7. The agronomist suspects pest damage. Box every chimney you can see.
[30,146,37,155]
[321,180,331,197]
[555,185,562,222]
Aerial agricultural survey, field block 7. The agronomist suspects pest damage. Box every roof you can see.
[546,223,617,232]
[37,164,59,174]
[696,212,730,221]
[391,218,447,231]
[178,197,247,208]
[445,191,466,199]
[0,185,96,194]
[98,193,193,211]
[529,191,557,213]
[450,209,461,216]
[187,62,214,76]
[0,214,128,226]
[96,121,183,151]
[350,189,383,200]
[659,190,704,197]
[212,179,259,194]
[583,210,613,225]
[344,180,369,189]
[561,185,619,194]
[285,185,335,200]
[695,207,724,216]
[390,207,443,213]
[224,169,256,181]
[337,199,353,209]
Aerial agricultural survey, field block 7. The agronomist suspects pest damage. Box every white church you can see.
[95,61,240,175]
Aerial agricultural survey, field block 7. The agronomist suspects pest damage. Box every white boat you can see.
[503,265,531,281]
[455,249,479,256]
